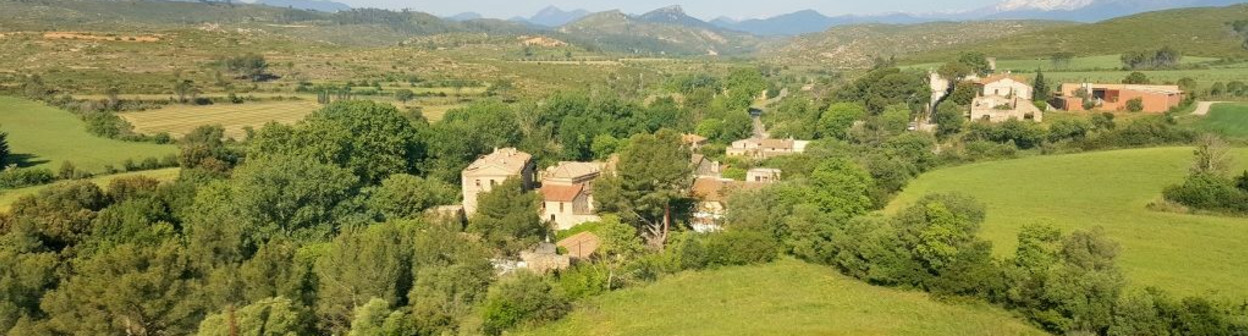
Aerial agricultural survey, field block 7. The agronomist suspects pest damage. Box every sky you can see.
[329,0,1004,20]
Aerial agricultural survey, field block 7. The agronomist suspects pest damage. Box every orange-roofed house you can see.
[1054,83,1184,113]
[462,148,535,216]
[690,177,769,232]
[540,161,603,230]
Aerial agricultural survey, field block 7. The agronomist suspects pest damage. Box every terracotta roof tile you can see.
[541,184,584,202]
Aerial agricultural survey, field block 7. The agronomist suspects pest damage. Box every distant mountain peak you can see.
[528,5,591,27]
[994,0,1095,12]
[649,5,687,15]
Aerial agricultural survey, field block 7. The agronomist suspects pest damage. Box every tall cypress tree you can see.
[1033,69,1051,102]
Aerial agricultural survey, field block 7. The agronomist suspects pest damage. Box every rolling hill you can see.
[767,20,1076,68]
[909,4,1248,62]
[558,6,766,56]
[521,259,1046,336]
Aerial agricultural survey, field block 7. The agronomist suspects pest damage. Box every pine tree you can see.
[0,129,9,166]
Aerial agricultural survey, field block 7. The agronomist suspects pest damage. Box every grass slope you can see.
[902,54,1221,72]
[0,96,177,172]
[523,259,1045,336]
[770,20,1074,68]
[120,101,321,140]
[911,5,1248,62]
[0,168,180,212]
[1193,103,1248,137]
[887,147,1248,299]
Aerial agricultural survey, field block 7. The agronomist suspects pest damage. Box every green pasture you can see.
[887,147,1248,299]
[903,54,1220,72]
[522,259,1045,336]
[1192,103,1248,137]
[0,96,177,172]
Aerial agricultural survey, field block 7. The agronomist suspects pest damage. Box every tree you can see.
[346,298,412,336]
[250,100,425,183]
[394,89,416,103]
[957,52,993,76]
[1122,72,1150,85]
[173,79,199,104]
[1033,69,1051,102]
[818,102,866,140]
[1121,51,1151,70]
[479,272,570,336]
[934,102,965,138]
[594,130,693,248]
[315,223,413,334]
[807,159,875,222]
[1210,82,1226,96]
[947,84,978,106]
[0,129,8,165]
[40,242,207,336]
[1051,52,1075,69]
[467,178,544,255]
[1191,134,1232,177]
[195,297,314,336]
[179,125,238,174]
[225,53,270,82]
[366,174,456,221]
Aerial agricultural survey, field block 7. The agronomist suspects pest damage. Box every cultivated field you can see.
[522,259,1045,336]
[0,168,180,212]
[120,101,322,139]
[904,54,1220,72]
[1192,103,1248,138]
[887,147,1248,299]
[0,96,177,172]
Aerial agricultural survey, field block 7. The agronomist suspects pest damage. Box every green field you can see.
[1193,103,1248,137]
[0,168,180,212]
[523,259,1044,336]
[887,147,1248,299]
[903,54,1220,72]
[120,101,322,140]
[0,96,177,172]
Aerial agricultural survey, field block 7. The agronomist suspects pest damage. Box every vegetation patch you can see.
[0,168,179,212]
[1193,103,1248,137]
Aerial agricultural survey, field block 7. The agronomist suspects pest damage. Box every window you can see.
[490,180,496,187]
[474,179,481,187]
[559,202,564,212]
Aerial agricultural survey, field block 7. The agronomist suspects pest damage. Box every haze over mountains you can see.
[252,0,1245,36]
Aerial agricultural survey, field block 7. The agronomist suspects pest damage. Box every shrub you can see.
[556,263,612,300]
[1126,98,1144,113]
[480,272,570,336]
[0,167,55,189]
[701,230,780,267]
[1163,174,1248,214]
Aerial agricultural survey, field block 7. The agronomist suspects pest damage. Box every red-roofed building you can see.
[557,231,601,261]
[540,161,603,230]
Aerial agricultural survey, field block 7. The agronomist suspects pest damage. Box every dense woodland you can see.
[2,46,1248,336]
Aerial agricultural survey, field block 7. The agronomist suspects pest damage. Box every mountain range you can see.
[432,0,1246,36]
[253,0,349,12]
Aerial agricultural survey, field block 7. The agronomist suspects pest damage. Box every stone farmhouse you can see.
[1054,83,1184,113]
[681,133,709,151]
[689,168,780,232]
[461,148,535,216]
[726,137,810,159]
[539,161,603,231]
[970,74,1043,123]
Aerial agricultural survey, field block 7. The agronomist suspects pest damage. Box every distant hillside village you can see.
[927,57,1186,127]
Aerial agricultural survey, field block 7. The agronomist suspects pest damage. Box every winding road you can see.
[1191,101,1224,116]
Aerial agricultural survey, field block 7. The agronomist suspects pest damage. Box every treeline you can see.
[1121,47,1182,70]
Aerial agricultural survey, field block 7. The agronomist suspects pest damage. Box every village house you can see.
[726,137,810,159]
[539,161,603,231]
[691,154,722,178]
[557,231,601,262]
[1054,83,1184,113]
[689,171,777,232]
[970,74,1043,123]
[461,148,535,216]
[746,168,781,183]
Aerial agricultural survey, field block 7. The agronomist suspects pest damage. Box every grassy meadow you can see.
[1192,103,1248,137]
[903,54,1220,72]
[0,96,177,172]
[522,259,1045,336]
[0,168,180,212]
[887,147,1248,299]
[120,100,322,139]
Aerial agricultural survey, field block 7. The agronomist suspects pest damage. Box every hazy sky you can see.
[330,0,1003,20]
